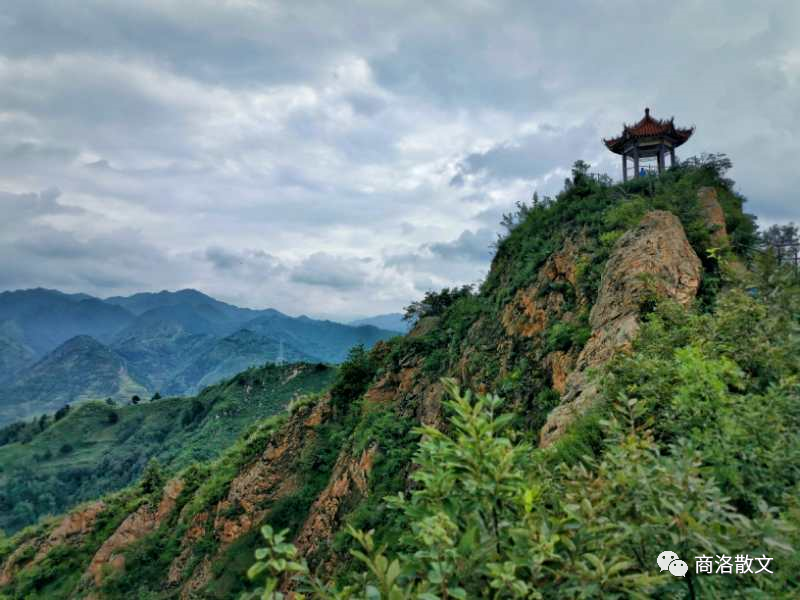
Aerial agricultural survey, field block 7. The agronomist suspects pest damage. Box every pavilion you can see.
[604,108,694,181]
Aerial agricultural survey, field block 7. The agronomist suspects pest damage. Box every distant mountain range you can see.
[0,288,399,425]
[348,313,409,333]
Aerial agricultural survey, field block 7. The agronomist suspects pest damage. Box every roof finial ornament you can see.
[645,107,650,117]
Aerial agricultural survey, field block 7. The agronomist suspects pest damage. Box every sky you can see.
[1,1,798,320]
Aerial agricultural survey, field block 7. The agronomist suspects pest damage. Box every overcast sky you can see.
[1,1,798,319]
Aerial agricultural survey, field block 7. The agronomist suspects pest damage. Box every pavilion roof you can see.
[603,108,694,154]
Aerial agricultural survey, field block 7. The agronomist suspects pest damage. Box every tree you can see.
[760,223,799,264]
[59,443,73,455]
[107,411,119,425]
[54,404,70,421]
[403,285,474,322]
[151,392,162,401]
[329,345,376,415]
[131,395,141,405]
[140,458,164,495]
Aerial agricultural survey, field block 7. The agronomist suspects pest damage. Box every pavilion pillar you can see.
[633,144,640,178]
[670,147,676,167]
[622,154,628,182]
[657,144,664,174]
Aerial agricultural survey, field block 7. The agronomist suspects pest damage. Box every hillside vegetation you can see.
[1,157,797,599]
[0,362,335,534]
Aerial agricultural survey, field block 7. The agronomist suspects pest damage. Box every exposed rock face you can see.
[501,237,584,339]
[540,211,702,446]
[0,501,106,586]
[33,500,107,563]
[175,397,330,597]
[698,187,728,245]
[294,444,377,560]
[544,351,575,395]
[167,511,209,586]
[84,478,184,586]
[0,194,727,598]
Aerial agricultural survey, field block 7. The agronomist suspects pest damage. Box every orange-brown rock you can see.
[363,372,399,405]
[544,351,575,394]
[175,397,330,596]
[501,237,583,339]
[698,187,728,245]
[502,289,551,338]
[0,540,35,587]
[35,500,106,563]
[85,478,184,586]
[0,500,106,586]
[542,237,581,286]
[588,211,702,330]
[294,445,377,559]
[540,211,702,446]
[167,512,209,585]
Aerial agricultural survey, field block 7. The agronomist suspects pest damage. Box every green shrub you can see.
[329,345,377,415]
[245,264,799,599]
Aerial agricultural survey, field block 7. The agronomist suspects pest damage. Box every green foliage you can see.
[1,156,781,598]
[403,285,475,322]
[246,266,799,598]
[330,345,378,416]
[140,458,164,496]
[543,321,591,354]
[0,362,335,534]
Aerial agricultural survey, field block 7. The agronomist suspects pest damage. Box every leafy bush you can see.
[329,345,377,415]
[403,285,475,322]
[139,458,164,496]
[543,321,591,354]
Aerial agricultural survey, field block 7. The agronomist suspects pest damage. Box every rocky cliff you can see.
[540,210,703,446]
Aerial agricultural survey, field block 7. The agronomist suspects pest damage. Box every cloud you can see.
[204,246,284,275]
[384,228,494,293]
[452,124,598,184]
[291,252,369,290]
[429,228,495,262]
